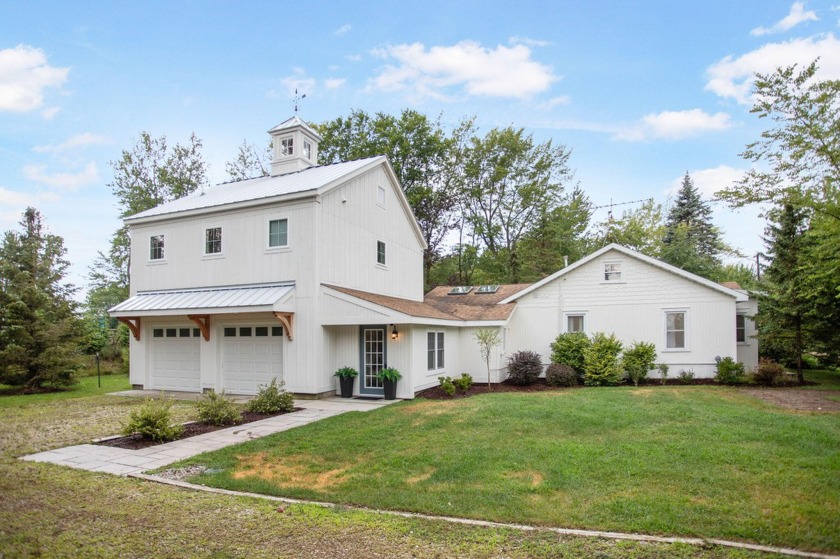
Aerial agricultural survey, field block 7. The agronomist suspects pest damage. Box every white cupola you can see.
[267,116,323,176]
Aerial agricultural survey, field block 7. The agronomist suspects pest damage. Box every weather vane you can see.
[293,88,307,114]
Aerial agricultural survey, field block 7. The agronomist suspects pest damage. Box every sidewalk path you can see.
[21,397,395,476]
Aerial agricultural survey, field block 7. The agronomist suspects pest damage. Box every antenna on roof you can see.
[293,88,307,114]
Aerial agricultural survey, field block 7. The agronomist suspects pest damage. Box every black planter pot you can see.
[383,379,398,400]
[339,376,355,398]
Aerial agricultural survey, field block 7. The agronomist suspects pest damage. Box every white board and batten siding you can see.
[506,251,740,378]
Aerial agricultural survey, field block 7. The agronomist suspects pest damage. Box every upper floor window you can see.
[567,314,585,333]
[377,186,386,206]
[205,227,222,254]
[303,140,312,159]
[268,219,288,248]
[427,331,445,370]
[736,314,746,343]
[377,241,386,265]
[666,311,686,349]
[281,137,293,156]
[150,235,165,261]
[604,262,621,281]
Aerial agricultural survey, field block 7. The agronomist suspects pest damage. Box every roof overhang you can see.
[321,286,469,327]
[109,282,295,318]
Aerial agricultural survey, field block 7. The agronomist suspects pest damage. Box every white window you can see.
[377,241,386,265]
[205,227,222,255]
[377,186,386,206]
[268,219,288,248]
[604,262,621,281]
[303,140,312,159]
[666,311,686,349]
[150,235,165,260]
[567,314,585,333]
[736,314,746,343]
[281,137,293,156]
[427,331,444,370]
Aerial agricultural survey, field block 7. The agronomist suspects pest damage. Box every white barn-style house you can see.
[110,117,757,398]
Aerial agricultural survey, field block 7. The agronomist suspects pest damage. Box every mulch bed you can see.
[96,409,301,450]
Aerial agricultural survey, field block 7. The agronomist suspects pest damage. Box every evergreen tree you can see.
[755,203,812,383]
[661,172,725,277]
[0,208,80,388]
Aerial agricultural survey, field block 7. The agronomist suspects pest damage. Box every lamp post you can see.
[96,352,101,388]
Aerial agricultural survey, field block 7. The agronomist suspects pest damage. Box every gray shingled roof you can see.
[125,156,384,222]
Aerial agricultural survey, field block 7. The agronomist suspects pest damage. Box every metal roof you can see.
[267,116,323,140]
[125,156,384,222]
[109,283,294,316]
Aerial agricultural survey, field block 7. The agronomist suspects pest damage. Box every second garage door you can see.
[221,325,284,394]
[150,326,201,391]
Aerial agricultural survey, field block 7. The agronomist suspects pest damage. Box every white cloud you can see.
[369,40,558,100]
[33,132,109,153]
[0,44,69,112]
[537,96,571,110]
[751,2,818,36]
[334,24,352,37]
[279,69,315,97]
[667,165,746,197]
[509,36,551,47]
[23,161,98,191]
[614,109,732,141]
[324,78,346,90]
[706,33,840,103]
[0,187,59,206]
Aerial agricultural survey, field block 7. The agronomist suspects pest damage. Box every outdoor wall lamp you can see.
[391,324,399,340]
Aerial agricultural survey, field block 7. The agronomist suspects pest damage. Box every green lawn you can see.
[176,385,840,553]
[1,374,787,558]
[799,368,840,390]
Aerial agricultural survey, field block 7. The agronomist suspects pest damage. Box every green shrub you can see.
[245,378,295,414]
[550,332,591,375]
[123,397,183,442]
[677,369,695,384]
[545,364,578,387]
[623,341,658,386]
[753,358,784,385]
[378,367,402,382]
[657,363,670,385]
[334,366,358,378]
[506,351,543,385]
[438,376,456,396]
[714,357,746,385]
[453,373,473,393]
[583,333,623,386]
[196,390,241,426]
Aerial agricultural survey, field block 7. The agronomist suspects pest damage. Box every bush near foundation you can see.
[246,378,295,414]
[545,364,578,387]
[123,397,183,442]
[583,333,623,386]
[196,390,240,426]
[507,351,543,385]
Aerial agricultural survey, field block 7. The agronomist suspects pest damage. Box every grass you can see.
[798,368,840,390]
[176,385,840,553]
[0,374,787,557]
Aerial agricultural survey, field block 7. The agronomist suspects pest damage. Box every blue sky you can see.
[2,1,839,295]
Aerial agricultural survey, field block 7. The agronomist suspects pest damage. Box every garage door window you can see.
[256,327,268,336]
[240,327,252,337]
[223,326,284,338]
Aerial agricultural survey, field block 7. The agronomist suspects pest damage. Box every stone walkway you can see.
[21,397,395,476]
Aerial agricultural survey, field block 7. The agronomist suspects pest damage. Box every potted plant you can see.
[334,367,358,398]
[377,367,402,400]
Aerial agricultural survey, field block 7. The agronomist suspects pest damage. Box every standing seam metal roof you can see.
[108,283,294,314]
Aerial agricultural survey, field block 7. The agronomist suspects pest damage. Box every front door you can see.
[360,326,386,396]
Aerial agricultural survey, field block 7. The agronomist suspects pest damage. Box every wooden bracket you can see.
[273,312,294,341]
[118,317,141,341]
[188,315,211,341]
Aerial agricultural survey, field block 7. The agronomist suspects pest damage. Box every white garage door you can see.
[150,326,201,391]
[221,325,284,395]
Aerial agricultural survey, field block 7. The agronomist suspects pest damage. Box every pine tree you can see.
[661,172,725,277]
[0,208,80,388]
[755,203,812,383]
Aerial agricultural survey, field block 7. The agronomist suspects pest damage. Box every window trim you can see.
[736,313,748,345]
[203,225,223,257]
[427,330,445,371]
[664,309,689,351]
[565,312,586,333]
[376,240,386,267]
[265,217,290,251]
[602,260,623,282]
[148,234,166,262]
[280,136,294,156]
[303,140,312,160]
[376,185,386,208]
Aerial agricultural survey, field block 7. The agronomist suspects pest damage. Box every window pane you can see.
[166,328,176,337]
[377,241,386,265]
[150,235,164,260]
[224,327,236,337]
[568,315,584,332]
[193,328,201,337]
[269,219,288,247]
[255,327,268,337]
[179,328,190,337]
[736,315,746,343]
[437,332,445,369]
[205,227,222,254]
[666,312,685,349]
[153,329,164,338]
[271,326,283,337]
[239,327,252,337]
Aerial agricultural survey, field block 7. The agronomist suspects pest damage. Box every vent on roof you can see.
[476,285,500,294]
[448,286,473,295]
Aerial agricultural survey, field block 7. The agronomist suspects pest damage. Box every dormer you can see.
[268,116,323,176]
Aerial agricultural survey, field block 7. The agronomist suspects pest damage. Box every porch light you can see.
[391,325,399,340]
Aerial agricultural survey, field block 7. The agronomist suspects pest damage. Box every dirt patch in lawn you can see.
[97,409,301,450]
[233,452,348,490]
[739,388,840,412]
